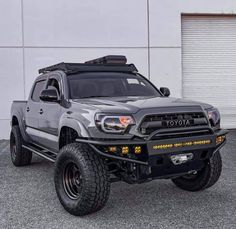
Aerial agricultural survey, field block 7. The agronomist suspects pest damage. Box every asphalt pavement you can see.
[0,132,236,229]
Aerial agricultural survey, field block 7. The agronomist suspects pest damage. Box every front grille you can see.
[139,112,208,135]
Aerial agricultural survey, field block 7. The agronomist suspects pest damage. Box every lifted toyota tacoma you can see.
[10,55,228,216]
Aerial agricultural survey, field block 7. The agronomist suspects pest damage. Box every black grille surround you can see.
[139,112,208,135]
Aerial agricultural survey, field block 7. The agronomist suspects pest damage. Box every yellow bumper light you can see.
[134,146,142,154]
[121,146,129,155]
[216,135,225,145]
[153,139,211,150]
[108,146,117,153]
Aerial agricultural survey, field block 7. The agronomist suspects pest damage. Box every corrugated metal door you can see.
[182,15,236,128]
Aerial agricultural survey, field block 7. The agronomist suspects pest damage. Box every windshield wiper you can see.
[80,95,111,99]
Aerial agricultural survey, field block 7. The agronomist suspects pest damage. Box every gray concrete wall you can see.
[1,0,236,139]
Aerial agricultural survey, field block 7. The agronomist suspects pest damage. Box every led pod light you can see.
[95,114,135,134]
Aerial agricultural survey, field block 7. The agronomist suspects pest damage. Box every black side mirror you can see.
[40,89,59,102]
[160,87,170,97]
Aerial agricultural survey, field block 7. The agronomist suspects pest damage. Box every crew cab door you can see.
[25,79,47,143]
[38,75,63,151]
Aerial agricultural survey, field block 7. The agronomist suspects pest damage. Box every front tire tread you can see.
[54,143,110,216]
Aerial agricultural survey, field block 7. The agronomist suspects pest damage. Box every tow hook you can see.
[170,153,193,165]
[188,170,197,175]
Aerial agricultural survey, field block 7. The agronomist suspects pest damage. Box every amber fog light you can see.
[216,135,226,145]
[108,146,117,153]
[121,146,129,155]
[134,146,142,154]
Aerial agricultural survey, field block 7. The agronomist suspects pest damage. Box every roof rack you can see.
[85,55,127,64]
[38,55,137,74]
[39,62,67,74]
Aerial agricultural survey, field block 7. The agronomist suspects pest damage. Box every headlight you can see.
[206,108,220,126]
[95,114,135,134]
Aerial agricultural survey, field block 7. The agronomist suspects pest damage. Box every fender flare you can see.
[59,117,90,139]
[11,113,30,143]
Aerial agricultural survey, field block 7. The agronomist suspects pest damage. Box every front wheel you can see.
[172,151,222,191]
[54,143,110,216]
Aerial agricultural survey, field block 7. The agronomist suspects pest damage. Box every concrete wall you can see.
[1,0,236,139]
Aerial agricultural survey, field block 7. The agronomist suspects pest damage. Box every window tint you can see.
[67,72,161,99]
[31,80,46,102]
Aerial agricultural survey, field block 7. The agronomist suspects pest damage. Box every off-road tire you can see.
[54,143,110,216]
[10,126,32,166]
[172,151,222,191]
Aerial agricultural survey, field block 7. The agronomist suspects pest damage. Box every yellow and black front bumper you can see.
[76,128,228,167]
[147,130,227,155]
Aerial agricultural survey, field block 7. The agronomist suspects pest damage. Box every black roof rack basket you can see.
[38,55,138,74]
[39,62,67,74]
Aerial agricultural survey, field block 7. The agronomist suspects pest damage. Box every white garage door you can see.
[182,15,236,129]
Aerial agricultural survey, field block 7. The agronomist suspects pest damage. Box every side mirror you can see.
[40,89,59,102]
[160,87,170,97]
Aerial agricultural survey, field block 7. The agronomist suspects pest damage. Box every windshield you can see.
[67,72,161,99]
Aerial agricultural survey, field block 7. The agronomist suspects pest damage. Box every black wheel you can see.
[10,126,32,166]
[54,143,110,216]
[172,151,222,191]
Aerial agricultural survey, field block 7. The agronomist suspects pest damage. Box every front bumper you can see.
[76,128,228,166]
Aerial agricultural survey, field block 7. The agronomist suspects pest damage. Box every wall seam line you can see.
[147,0,151,79]
[21,0,26,99]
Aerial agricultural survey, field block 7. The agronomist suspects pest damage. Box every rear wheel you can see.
[10,126,32,166]
[54,143,110,216]
[172,151,222,191]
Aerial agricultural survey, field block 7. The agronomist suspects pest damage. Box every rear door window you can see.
[46,78,61,97]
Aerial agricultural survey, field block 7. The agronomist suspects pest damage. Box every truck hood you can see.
[73,96,213,113]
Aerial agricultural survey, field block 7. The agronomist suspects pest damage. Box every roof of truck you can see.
[38,55,138,75]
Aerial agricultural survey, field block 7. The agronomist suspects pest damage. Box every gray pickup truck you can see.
[10,55,228,216]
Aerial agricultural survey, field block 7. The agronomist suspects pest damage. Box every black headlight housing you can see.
[95,114,135,134]
[206,107,221,127]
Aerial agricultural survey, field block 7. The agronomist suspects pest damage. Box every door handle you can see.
[26,107,30,112]
[39,109,43,115]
